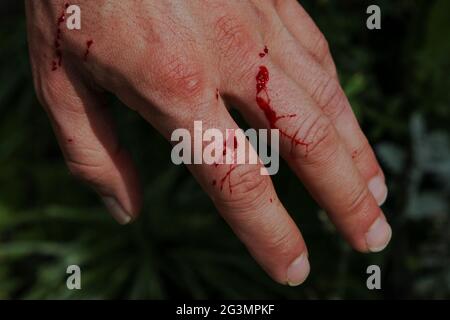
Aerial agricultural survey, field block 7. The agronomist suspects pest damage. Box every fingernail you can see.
[286,253,310,286]
[365,216,392,252]
[368,176,388,206]
[101,196,132,225]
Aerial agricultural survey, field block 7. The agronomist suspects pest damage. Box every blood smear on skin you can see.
[255,65,309,152]
[52,3,69,71]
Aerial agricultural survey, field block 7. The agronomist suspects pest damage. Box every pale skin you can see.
[25,0,391,286]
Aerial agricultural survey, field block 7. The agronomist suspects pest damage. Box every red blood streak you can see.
[219,164,237,194]
[259,45,269,58]
[270,198,273,203]
[83,40,94,62]
[52,4,69,71]
[255,66,308,150]
[215,88,219,100]
[256,65,269,94]
[67,138,73,143]
[213,133,239,194]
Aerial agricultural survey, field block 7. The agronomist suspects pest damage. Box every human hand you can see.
[25,0,391,286]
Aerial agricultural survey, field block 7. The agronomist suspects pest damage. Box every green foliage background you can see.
[0,0,449,299]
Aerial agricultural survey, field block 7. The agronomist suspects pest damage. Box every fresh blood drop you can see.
[259,45,269,58]
[255,65,308,151]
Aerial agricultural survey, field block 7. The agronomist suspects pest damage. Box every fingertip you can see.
[365,216,392,252]
[368,175,388,206]
[101,196,133,225]
[286,253,310,286]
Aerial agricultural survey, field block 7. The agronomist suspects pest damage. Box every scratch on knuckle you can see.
[214,14,250,57]
[154,55,207,101]
[214,14,258,72]
[219,165,270,210]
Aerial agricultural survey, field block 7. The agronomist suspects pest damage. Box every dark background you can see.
[0,0,449,299]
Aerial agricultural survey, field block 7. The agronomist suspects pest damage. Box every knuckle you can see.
[217,164,270,210]
[35,84,51,110]
[311,76,346,120]
[306,115,338,160]
[352,140,371,161]
[265,224,300,259]
[346,184,373,219]
[213,14,258,71]
[273,0,297,12]
[67,158,107,186]
[291,114,340,165]
[312,32,331,63]
[272,0,286,11]
[35,79,59,110]
[66,145,121,186]
[156,55,207,101]
[214,14,250,57]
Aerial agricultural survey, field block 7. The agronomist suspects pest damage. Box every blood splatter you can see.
[67,138,73,143]
[255,65,308,152]
[51,3,70,71]
[83,40,94,62]
[259,45,269,58]
[269,198,273,203]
